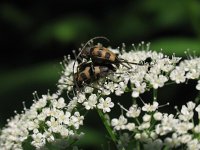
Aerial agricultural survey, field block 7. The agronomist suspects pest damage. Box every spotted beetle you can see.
[74,62,115,88]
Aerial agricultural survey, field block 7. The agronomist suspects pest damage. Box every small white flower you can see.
[187,139,200,150]
[101,88,111,95]
[75,93,86,103]
[187,101,196,110]
[37,112,47,121]
[150,132,158,139]
[131,82,146,98]
[115,82,127,96]
[83,94,97,110]
[175,122,194,134]
[54,97,66,109]
[155,114,178,135]
[26,109,38,119]
[194,124,200,133]
[164,133,181,148]
[115,88,124,96]
[151,75,168,89]
[57,111,71,124]
[195,104,200,119]
[140,132,149,141]
[179,105,194,121]
[111,115,127,130]
[138,122,150,130]
[143,114,151,122]
[47,108,60,118]
[27,120,39,131]
[180,134,192,144]
[196,80,200,90]
[135,133,141,140]
[104,82,117,93]
[70,112,84,129]
[126,104,141,118]
[34,97,47,109]
[59,126,69,137]
[153,112,163,120]
[142,102,158,112]
[31,133,46,148]
[126,123,135,131]
[170,67,186,84]
[42,108,50,116]
[46,117,59,133]
[44,131,55,142]
[84,87,94,93]
[195,104,200,112]
[67,98,78,112]
[97,97,114,113]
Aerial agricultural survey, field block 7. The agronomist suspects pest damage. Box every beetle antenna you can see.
[72,50,82,62]
[120,63,132,69]
[119,58,143,66]
[67,92,73,101]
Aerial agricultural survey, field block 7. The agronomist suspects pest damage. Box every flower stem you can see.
[132,98,136,104]
[96,108,118,147]
[195,91,200,104]
[153,89,157,101]
[136,141,140,150]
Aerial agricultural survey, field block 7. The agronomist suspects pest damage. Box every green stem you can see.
[96,108,118,147]
[153,89,157,101]
[163,146,170,150]
[149,119,156,131]
[132,97,136,104]
[195,91,200,104]
[135,118,141,126]
[165,81,175,86]
[136,141,140,150]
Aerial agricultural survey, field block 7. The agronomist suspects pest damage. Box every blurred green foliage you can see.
[0,0,200,149]
[0,62,60,127]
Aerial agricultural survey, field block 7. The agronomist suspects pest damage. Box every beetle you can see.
[81,44,119,64]
[74,62,115,88]
[72,37,143,89]
[77,37,141,69]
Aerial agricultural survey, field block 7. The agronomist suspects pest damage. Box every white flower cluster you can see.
[170,57,200,87]
[0,114,28,150]
[112,50,181,97]
[69,92,114,113]
[57,43,200,149]
[58,46,181,98]
[57,55,78,93]
[111,101,200,149]
[0,93,84,149]
[1,42,200,150]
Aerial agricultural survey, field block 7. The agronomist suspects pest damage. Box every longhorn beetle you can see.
[74,62,115,89]
[75,37,142,69]
[72,37,142,90]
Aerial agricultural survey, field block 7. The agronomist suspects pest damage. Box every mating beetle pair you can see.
[73,37,140,90]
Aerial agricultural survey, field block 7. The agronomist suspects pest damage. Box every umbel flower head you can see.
[1,42,200,150]
[0,93,84,149]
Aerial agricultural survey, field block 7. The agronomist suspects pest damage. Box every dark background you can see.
[0,0,200,149]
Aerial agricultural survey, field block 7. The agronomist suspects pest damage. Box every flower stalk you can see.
[96,108,118,146]
[153,89,157,101]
